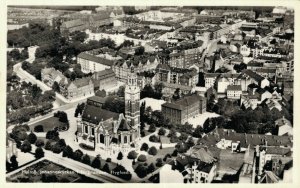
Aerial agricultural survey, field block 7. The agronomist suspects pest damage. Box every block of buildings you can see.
[91,69,117,91]
[162,94,206,124]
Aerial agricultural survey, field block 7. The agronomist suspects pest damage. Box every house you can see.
[241,69,270,88]
[77,51,118,73]
[227,85,242,99]
[60,19,88,34]
[76,68,140,152]
[87,96,107,108]
[41,67,67,87]
[88,12,112,28]
[174,151,217,183]
[161,94,206,124]
[91,69,117,91]
[275,116,293,136]
[60,77,94,99]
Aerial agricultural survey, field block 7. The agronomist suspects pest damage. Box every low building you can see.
[275,116,293,136]
[227,85,242,99]
[41,67,67,88]
[60,19,88,34]
[91,69,117,91]
[60,77,94,99]
[87,96,107,108]
[77,51,117,74]
[162,94,206,124]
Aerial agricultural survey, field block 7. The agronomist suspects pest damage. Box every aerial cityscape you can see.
[6,5,294,183]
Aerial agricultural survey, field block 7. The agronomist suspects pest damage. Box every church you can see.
[76,66,140,152]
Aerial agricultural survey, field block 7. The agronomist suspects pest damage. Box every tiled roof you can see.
[93,69,115,80]
[87,96,107,104]
[77,53,115,66]
[199,128,293,148]
[227,85,242,91]
[70,77,92,88]
[82,105,119,124]
[242,69,265,82]
[162,94,205,111]
[62,19,85,29]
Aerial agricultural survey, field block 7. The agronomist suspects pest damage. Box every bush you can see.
[158,127,166,136]
[147,163,155,173]
[137,154,147,162]
[20,140,32,153]
[73,149,83,161]
[156,158,163,167]
[35,139,45,147]
[112,165,132,180]
[148,146,158,156]
[140,143,149,151]
[106,158,112,162]
[35,147,44,159]
[117,152,123,160]
[79,143,95,151]
[127,150,138,160]
[62,145,73,158]
[44,140,52,150]
[102,163,110,173]
[34,125,44,132]
[149,135,160,142]
[171,149,178,157]
[91,155,101,169]
[51,142,63,154]
[82,154,91,165]
[135,164,147,178]
[148,124,156,133]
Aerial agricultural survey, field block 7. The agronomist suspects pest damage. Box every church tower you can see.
[125,65,140,137]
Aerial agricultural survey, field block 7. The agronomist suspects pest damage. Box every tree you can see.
[117,151,123,160]
[140,143,149,151]
[35,139,45,147]
[158,127,166,136]
[117,86,125,97]
[46,130,59,140]
[147,163,155,174]
[149,135,159,142]
[61,145,72,158]
[73,149,83,161]
[148,146,158,156]
[186,137,195,149]
[52,81,60,92]
[9,49,21,60]
[27,131,37,144]
[82,154,91,165]
[156,158,163,167]
[91,155,101,169]
[127,150,138,160]
[35,147,45,159]
[193,125,203,138]
[171,149,178,157]
[135,164,147,178]
[57,139,66,148]
[102,163,110,173]
[134,46,145,55]
[44,140,52,150]
[10,155,18,170]
[20,140,32,153]
[138,154,147,162]
[34,125,44,132]
[51,142,63,154]
[148,124,156,133]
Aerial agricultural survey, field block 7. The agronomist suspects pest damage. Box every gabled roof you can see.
[82,105,119,124]
[61,19,85,29]
[227,85,242,91]
[69,77,92,88]
[162,94,205,111]
[242,69,265,82]
[78,52,115,66]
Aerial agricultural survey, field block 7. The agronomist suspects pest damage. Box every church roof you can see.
[82,105,119,124]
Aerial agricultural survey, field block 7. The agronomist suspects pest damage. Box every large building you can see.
[162,94,206,124]
[91,69,117,91]
[60,77,94,99]
[76,66,140,152]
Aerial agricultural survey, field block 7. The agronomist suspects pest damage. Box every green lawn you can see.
[30,117,68,132]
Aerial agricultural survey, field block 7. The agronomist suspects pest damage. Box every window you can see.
[124,136,127,143]
[85,126,88,133]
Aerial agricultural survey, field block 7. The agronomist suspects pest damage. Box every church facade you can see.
[76,66,140,152]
